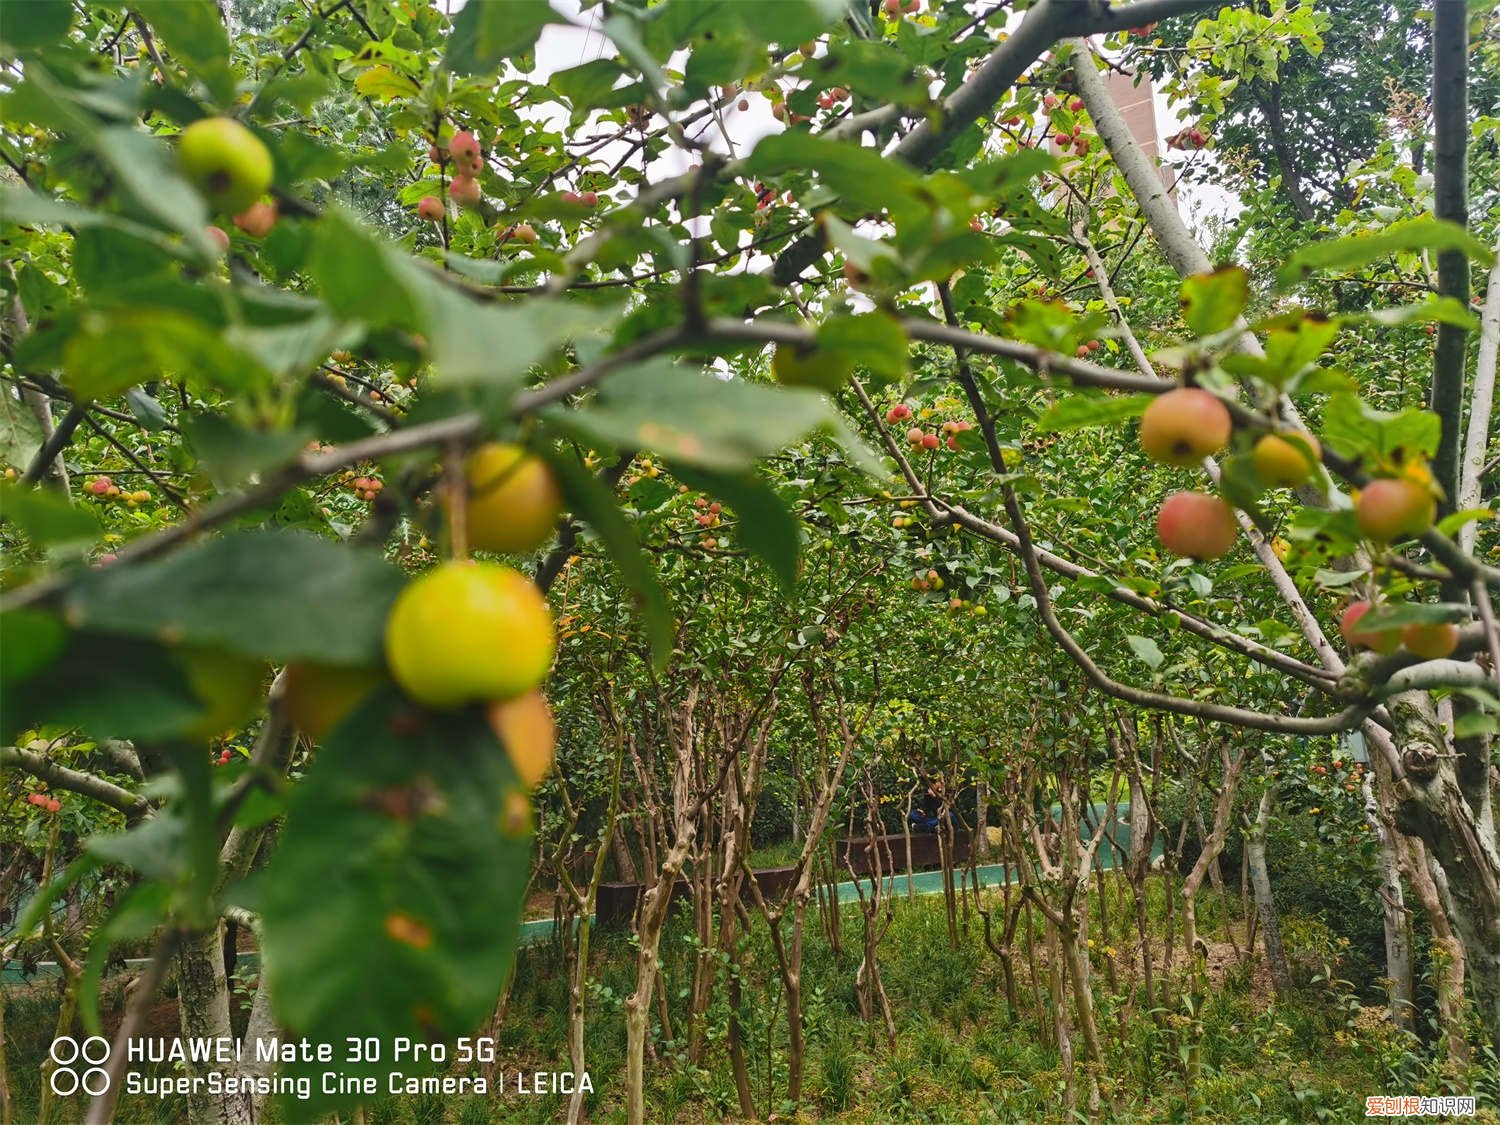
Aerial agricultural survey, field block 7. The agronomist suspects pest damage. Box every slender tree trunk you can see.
[976,775,991,859]
[1245,782,1292,998]
[1396,834,1470,1063]
[1045,923,1076,1114]
[177,926,255,1125]
[1363,775,1415,1029]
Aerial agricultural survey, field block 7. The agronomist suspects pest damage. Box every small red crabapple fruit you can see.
[417,196,445,222]
[579,191,598,207]
[233,200,278,238]
[449,131,480,161]
[448,175,482,207]
[906,427,925,447]
[207,225,230,253]
[921,433,941,450]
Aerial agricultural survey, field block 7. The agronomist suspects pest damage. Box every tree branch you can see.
[23,403,87,485]
[0,745,150,819]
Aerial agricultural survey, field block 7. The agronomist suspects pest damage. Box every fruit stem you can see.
[445,439,469,560]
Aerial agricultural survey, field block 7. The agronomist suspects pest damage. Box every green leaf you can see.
[1125,635,1164,670]
[1436,508,1494,536]
[551,58,628,111]
[445,0,553,75]
[1180,267,1249,337]
[254,696,530,1115]
[1321,393,1441,461]
[818,313,909,384]
[411,278,618,389]
[1255,313,1340,388]
[93,126,214,256]
[1036,393,1153,433]
[353,65,421,101]
[226,315,345,379]
[747,132,921,219]
[64,530,406,666]
[546,452,674,666]
[1454,711,1498,739]
[0,386,45,469]
[602,14,669,95]
[0,609,65,682]
[1313,567,1366,589]
[673,465,800,592]
[4,632,203,744]
[0,483,100,547]
[1277,218,1495,288]
[818,38,934,106]
[563,358,878,473]
[62,307,266,400]
[184,414,313,491]
[88,813,188,882]
[0,0,73,49]
[309,207,420,330]
[1357,602,1466,631]
[1349,296,1478,330]
[133,0,234,103]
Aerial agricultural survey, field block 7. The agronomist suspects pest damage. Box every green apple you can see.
[178,117,274,214]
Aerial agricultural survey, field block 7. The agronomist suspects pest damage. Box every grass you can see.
[5,876,1497,1123]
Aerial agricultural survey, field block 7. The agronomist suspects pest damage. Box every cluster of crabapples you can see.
[25,791,62,814]
[665,483,724,550]
[1166,126,1210,151]
[1338,600,1460,662]
[174,117,280,247]
[213,747,234,767]
[280,445,566,794]
[86,476,151,507]
[342,472,384,503]
[883,403,974,451]
[1138,387,1451,658]
[416,130,498,218]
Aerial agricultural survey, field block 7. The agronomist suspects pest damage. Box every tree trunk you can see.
[1245,782,1292,999]
[1364,775,1415,1029]
[1396,834,1469,1063]
[976,776,991,859]
[1388,693,1500,1056]
[176,926,255,1125]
